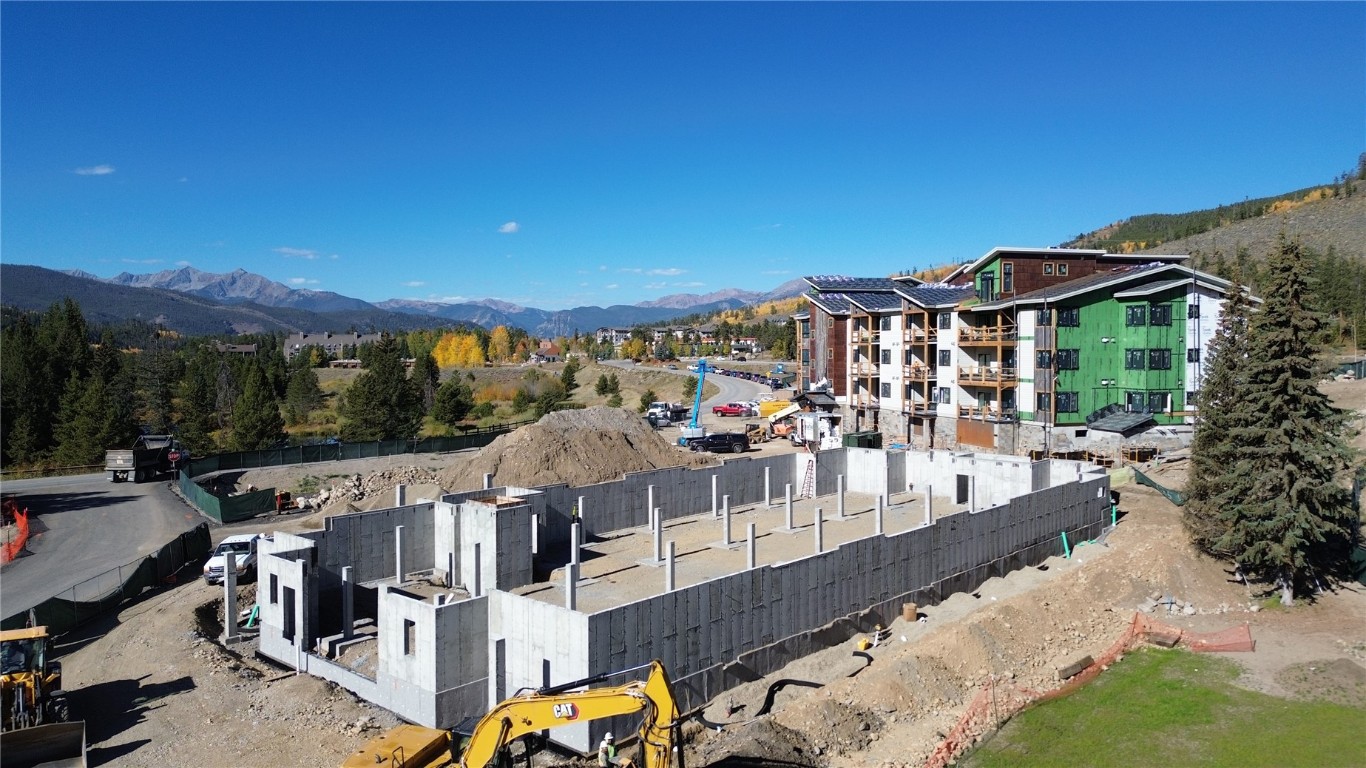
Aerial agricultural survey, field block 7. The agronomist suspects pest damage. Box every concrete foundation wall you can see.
[487,591,592,749]
[318,504,437,584]
[433,596,490,726]
[844,447,889,497]
[529,470,1109,753]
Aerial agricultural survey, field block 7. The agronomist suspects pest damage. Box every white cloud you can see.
[648,268,685,276]
[275,247,320,259]
[619,268,643,274]
[761,269,789,275]
[121,258,162,265]
[175,260,192,267]
[434,294,472,303]
[288,277,319,285]
[401,280,426,288]
[498,221,519,234]
[74,164,115,176]
[604,283,619,289]
[675,281,705,288]
[644,282,667,290]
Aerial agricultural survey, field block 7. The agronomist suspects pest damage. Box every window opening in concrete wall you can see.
[495,639,507,701]
[1074,429,1087,438]
[269,574,278,604]
[956,474,969,504]
[282,587,296,642]
[403,619,416,655]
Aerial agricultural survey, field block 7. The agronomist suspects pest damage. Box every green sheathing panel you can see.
[1053,289,1188,426]
[975,258,1000,294]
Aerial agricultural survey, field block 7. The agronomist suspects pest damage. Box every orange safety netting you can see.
[1,500,30,564]
[923,612,1254,768]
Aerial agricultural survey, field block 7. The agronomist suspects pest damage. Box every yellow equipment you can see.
[341,659,681,768]
[1,626,87,767]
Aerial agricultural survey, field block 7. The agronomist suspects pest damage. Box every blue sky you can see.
[3,2,1362,311]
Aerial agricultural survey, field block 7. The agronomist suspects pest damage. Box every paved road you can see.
[0,473,204,617]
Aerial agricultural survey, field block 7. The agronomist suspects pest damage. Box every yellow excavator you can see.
[341,659,681,768]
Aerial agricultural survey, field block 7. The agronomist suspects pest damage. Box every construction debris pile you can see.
[303,467,442,511]
[439,406,712,490]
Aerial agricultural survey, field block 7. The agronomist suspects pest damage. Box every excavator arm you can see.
[459,660,679,768]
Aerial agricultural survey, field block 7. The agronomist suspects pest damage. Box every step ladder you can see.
[800,459,816,499]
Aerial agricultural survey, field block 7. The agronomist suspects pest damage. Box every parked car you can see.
[734,355,747,362]
[203,534,265,585]
[712,402,747,417]
[666,364,679,370]
[687,432,749,453]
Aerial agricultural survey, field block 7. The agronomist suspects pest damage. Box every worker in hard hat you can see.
[598,731,634,767]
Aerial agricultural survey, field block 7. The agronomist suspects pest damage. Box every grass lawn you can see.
[963,647,1366,768]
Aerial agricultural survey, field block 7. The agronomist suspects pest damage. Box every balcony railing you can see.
[902,400,938,416]
[958,405,1019,423]
[851,329,881,345]
[850,361,877,376]
[957,366,1017,383]
[957,327,1018,345]
[851,394,881,409]
[903,327,936,344]
[903,364,937,381]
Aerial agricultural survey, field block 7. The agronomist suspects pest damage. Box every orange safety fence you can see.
[923,612,1254,768]
[1,500,30,564]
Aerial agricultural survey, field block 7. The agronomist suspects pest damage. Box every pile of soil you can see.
[440,406,712,490]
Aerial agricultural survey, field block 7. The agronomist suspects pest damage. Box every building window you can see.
[880,349,891,365]
[1055,391,1079,413]
[1036,308,1052,326]
[1125,349,1146,370]
[1057,307,1080,327]
[1188,302,1200,319]
[1148,392,1169,413]
[880,382,892,398]
[269,574,278,605]
[801,349,810,363]
[1150,304,1172,326]
[935,386,952,404]
[938,349,952,367]
[1126,305,1147,326]
[1036,393,1051,413]
[938,312,952,330]
[404,619,416,655]
[1149,349,1172,370]
[1186,390,1197,406]
[1036,350,1052,369]
[1056,349,1080,370]
[1002,263,1014,293]
[880,315,892,331]
[1187,347,1201,363]
[1057,263,1069,276]
[1126,391,1146,412]
[1043,263,1054,276]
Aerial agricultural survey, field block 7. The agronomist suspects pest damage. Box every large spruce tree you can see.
[1184,277,1253,552]
[230,362,286,450]
[1213,237,1359,604]
[339,336,424,441]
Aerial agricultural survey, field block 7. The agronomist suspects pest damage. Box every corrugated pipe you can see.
[1061,530,1072,559]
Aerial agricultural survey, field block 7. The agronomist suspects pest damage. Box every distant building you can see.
[285,332,383,361]
[215,342,258,356]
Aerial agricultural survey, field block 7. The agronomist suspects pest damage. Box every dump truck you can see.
[1,626,86,767]
[104,435,187,483]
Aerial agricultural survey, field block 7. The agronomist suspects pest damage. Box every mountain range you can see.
[0,264,808,338]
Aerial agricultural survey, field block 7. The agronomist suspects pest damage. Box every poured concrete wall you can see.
[508,470,1109,753]
[487,591,592,748]
[317,503,437,584]
[376,586,490,727]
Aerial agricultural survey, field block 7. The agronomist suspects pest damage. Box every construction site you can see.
[251,406,1110,754]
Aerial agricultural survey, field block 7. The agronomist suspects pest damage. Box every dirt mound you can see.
[688,717,825,767]
[440,406,712,491]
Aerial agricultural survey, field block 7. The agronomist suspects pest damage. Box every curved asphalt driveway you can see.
[0,474,203,618]
[605,359,772,431]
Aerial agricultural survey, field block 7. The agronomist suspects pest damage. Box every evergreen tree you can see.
[411,351,440,410]
[607,373,620,395]
[1214,237,1359,604]
[176,345,223,454]
[683,375,699,402]
[512,387,533,412]
[51,367,139,467]
[1184,280,1253,552]
[432,377,475,427]
[231,363,286,450]
[606,393,623,409]
[339,336,424,441]
[638,389,657,413]
[283,365,325,425]
[595,374,610,397]
[1,314,45,464]
[560,357,580,393]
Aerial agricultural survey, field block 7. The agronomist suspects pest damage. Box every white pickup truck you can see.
[203,534,265,585]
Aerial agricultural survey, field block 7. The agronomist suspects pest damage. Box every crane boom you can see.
[678,359,709,446]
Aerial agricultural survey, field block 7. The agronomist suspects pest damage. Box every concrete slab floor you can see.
[513,490,970,613]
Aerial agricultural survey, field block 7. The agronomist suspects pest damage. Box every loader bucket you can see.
[0,721,87,768]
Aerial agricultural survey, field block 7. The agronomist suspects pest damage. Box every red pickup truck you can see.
[712,402,747,417]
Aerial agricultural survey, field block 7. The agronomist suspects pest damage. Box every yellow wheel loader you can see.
[1,626,86,767]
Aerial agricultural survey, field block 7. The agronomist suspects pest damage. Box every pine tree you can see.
[432,377,475,426]
[1184,279,1253,552]
[231,363,286,450]
[411,351,440,410]
[595,374,610,397]
[1214,237,1359,604]
[560,357,580,393]
[339,336,424,441]
[607,373,620,395]
[284,365,325,425]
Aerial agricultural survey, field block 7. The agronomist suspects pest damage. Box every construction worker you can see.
[598,732,634,768]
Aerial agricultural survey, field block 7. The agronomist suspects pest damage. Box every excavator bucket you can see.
[0,721,87,768]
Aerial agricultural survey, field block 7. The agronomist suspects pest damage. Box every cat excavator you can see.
[341,659,681,768]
